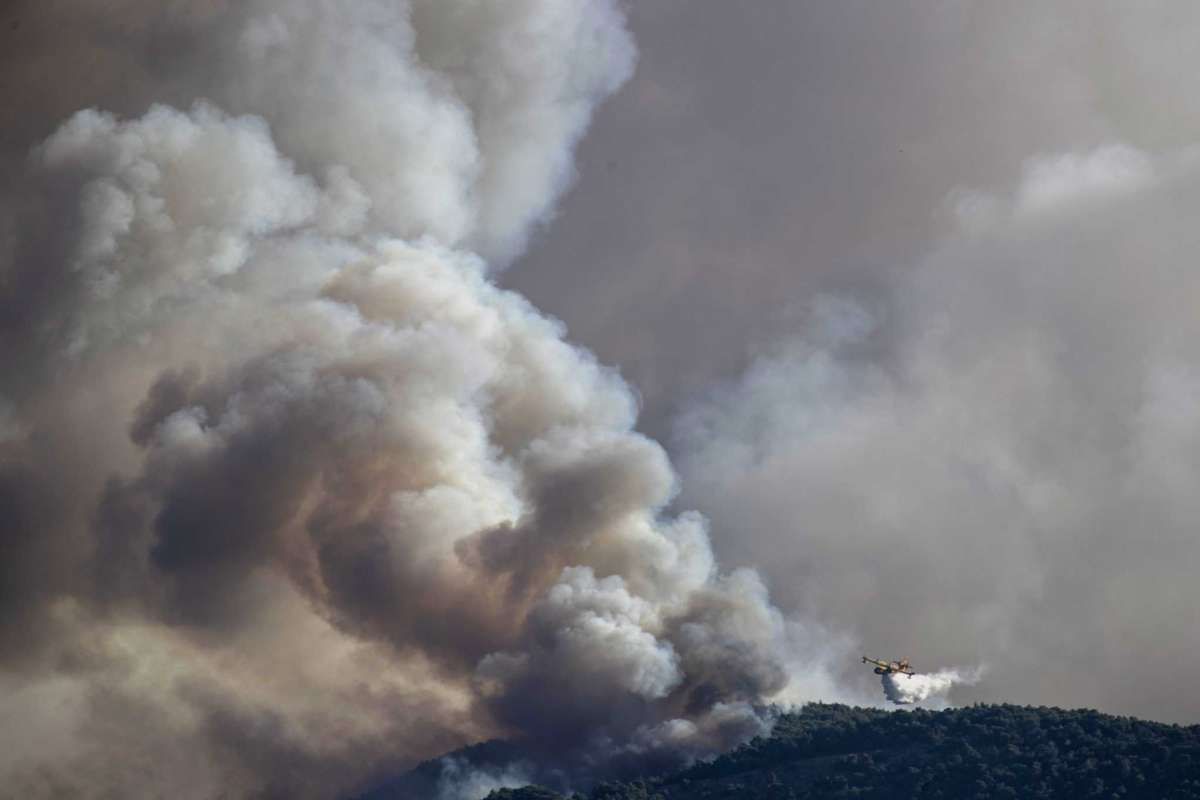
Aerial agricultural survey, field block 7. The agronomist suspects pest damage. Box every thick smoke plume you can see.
[435,758,534,800]
[0,2,820,797]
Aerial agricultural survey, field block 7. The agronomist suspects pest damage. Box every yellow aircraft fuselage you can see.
[862,655,916,677]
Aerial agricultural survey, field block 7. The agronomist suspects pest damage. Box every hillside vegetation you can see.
[487,703,1200,799]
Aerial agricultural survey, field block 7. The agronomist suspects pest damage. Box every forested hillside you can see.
[486,703,1200,799]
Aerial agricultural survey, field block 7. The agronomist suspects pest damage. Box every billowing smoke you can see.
[0,2,827,797]
[674,138,1200,723]
[435,758,534,800]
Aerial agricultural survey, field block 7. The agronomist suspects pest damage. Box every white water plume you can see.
[882,668,983,706]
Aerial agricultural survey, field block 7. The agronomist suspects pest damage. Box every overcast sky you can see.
[4,2,1200,797]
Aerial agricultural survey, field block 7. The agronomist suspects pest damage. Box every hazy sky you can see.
[510,1,1200,722]
[4,2,1200,797]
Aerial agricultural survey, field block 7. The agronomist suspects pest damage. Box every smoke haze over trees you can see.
[0,2,819,796]
[5,2,1200,798]
[475,704,1200,799]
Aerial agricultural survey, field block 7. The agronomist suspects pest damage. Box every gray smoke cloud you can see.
[497,0,1200,726]
[12,2,1200,795]
[0,2,833,797]
[675,141,1200,722]
[510,1,1200,435]
[435,757,534,800]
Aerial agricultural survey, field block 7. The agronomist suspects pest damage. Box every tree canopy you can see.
[486,703,1200,800]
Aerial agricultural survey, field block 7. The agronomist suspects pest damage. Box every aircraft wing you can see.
[862,656,891,669]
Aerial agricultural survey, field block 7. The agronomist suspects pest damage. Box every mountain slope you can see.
[485,704,1200,799]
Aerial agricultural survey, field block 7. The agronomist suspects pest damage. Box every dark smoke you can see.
[0,3,836,796]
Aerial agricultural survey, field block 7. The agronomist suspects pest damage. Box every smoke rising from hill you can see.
[0,3,833,797]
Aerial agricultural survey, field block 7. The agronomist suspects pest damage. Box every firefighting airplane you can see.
[862,656,916,678]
